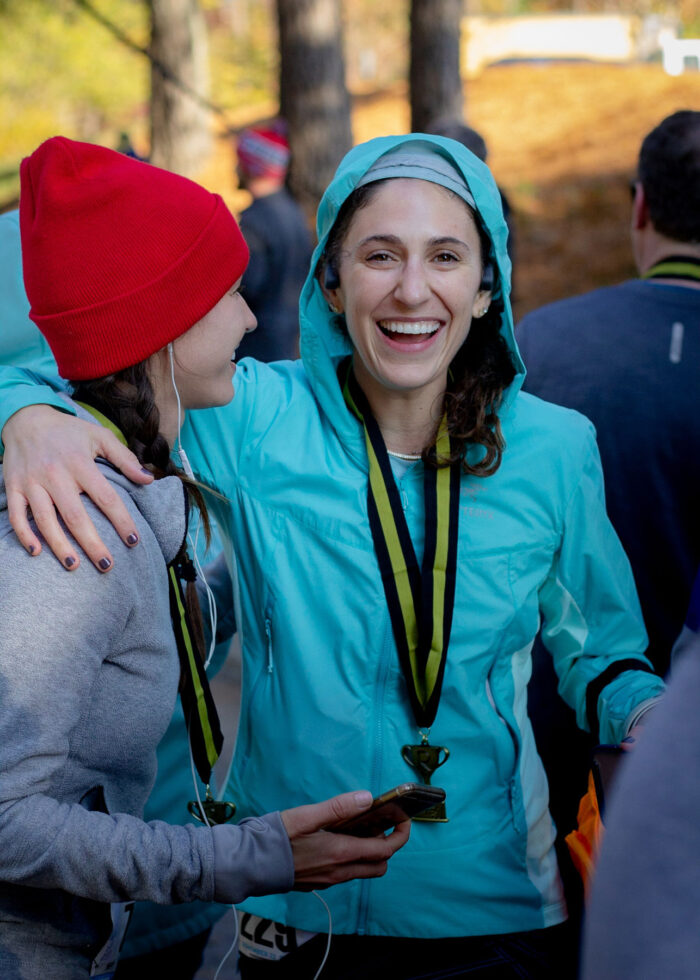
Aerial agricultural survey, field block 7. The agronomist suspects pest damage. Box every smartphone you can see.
[330,783,446,837]
[591,744,626,819]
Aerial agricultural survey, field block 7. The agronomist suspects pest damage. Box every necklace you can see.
[386,449,422,461]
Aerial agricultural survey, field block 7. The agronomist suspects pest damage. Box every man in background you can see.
[516,111,700,915]
[518,110,700,679]
[234,121,313,361]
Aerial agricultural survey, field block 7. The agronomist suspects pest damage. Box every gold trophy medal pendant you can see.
[401,742,449,822]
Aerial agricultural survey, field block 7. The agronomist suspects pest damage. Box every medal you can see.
[402,732,450,821]
[343,362,460,826]
[188,785,236,825]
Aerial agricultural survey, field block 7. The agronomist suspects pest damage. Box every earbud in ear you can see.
[323,262,340,291]
[167,341,174,355]
[479,263,495,292]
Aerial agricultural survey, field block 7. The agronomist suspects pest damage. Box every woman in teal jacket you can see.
[0,134,664,978]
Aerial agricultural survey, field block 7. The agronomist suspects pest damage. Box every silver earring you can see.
[476,307,489,318]
[329,303,341,315]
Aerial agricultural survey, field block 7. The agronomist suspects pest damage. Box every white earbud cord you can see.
[187,745,240,980]
[311,891,333,979]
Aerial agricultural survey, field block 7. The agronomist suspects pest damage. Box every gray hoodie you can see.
[0,407,293,979]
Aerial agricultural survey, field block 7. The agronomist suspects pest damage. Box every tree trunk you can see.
[410,0,464,133]
[276,0,353,223]
[148,0,211,176]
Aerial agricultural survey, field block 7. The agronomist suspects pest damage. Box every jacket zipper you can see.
[238,615,273,776]
[356,608,395,934]
[264,617,274,674]
[485,674,521,822]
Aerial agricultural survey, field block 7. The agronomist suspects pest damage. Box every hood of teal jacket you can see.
[298,133,525,454]
[0,210,57,376]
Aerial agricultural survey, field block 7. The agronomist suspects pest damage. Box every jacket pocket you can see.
[484,670,527,835]
[237,607,275,781]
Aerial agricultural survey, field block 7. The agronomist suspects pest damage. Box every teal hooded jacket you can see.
[0,135,664,938]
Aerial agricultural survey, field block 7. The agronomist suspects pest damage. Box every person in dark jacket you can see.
[516,110,700,919]
[234,122,313,361]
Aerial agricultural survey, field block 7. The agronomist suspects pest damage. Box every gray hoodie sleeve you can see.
[0,491,293,907]
[212,813,294,904]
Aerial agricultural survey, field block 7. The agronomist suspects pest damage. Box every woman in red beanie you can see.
[0,137,408,980]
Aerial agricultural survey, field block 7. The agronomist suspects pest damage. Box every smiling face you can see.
[324,178,491,406]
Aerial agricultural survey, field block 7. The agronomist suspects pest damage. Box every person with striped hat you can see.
[234,121,312,362]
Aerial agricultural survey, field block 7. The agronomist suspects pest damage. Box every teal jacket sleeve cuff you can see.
[0,367,72,455]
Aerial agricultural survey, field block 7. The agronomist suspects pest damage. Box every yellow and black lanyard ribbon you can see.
[76,402,225,803]
[642,255,700,283]
[342,365,461,729]
[168,553,224,788]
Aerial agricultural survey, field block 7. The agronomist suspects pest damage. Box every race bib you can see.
[90,902,134,979]
[238,912,317,962]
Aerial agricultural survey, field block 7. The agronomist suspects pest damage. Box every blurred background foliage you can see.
[0,0,414,203]
[0,0,696,314]
[0,0,148,192]
[1,0,694,196]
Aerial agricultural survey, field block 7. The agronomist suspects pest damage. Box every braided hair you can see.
[72,363,210,659]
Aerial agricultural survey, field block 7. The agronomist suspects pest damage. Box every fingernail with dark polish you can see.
[622,736,636,744]
[28,544,36,555]
[141,467,152,476]
[98,557,112,570]
[126,533,139,546]
[64,556,76,568]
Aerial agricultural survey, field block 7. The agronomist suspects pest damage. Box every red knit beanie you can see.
[20,136,249,380]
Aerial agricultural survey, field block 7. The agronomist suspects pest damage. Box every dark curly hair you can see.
[72,363,210,658]
[318,180,515,477]
[638,110,700,243]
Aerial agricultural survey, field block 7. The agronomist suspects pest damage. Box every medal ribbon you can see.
[641,255,700,283]
[342,365,461,728]
[167,555,223,785]
[77,401,223,787]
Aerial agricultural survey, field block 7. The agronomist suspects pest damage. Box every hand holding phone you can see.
[281,789,410,891]
[329,783,446,837]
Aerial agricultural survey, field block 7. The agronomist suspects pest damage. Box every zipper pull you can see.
[264,618,274,673]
